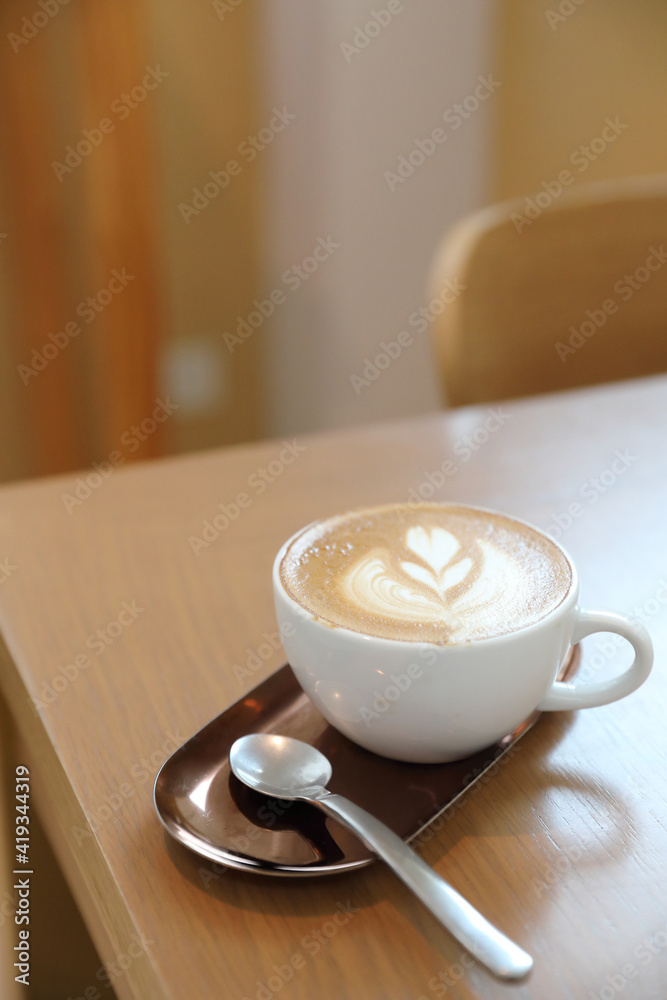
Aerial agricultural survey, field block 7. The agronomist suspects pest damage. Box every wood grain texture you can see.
[0,376,666,999]
[430,174,667,407]
[0,0,85,474]
[74,0,165,461]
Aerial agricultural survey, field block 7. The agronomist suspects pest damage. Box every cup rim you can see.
[273,501,580,648]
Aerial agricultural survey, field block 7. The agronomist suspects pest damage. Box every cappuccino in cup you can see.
[274,503,652,762]
[280,504,572,645]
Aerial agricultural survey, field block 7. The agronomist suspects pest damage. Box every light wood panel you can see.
[74,0,165,460]
[0,0,84,475]
[146,0,264,452]
[0,0,264,486]
[0,375,666,997]
[0,0,166,473]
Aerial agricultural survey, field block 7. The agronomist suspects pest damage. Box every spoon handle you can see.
[316,792,532,981]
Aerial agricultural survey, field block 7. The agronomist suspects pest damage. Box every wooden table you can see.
[0,375,666,1000]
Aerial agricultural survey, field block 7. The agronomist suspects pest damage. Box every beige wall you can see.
[495,0,667,201]
[261,0,497,434]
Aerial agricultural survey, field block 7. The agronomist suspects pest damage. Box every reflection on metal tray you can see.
[154,647,581,877]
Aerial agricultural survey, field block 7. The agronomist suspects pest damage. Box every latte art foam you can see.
[280,504,572,643]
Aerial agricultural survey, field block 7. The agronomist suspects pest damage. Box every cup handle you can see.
[537,609,653,711]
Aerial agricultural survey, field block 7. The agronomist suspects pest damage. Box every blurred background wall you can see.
[0,0,666,486]
[261,0,493,435]
[494,0,667,201]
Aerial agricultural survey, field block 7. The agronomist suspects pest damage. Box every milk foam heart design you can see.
[341,525,479,627]
[340,527,525,640]
[279,503,573,643]
[400,526,474,596]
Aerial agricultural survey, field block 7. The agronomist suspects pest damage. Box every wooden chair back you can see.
[429,175,667,407]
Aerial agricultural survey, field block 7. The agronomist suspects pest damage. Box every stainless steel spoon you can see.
[229,733,533,980]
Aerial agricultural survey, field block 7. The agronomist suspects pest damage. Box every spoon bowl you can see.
[230,733,332,799]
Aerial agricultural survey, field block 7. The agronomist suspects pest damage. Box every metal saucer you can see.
[154,646,581,877]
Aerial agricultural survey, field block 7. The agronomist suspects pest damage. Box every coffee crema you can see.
[279,503,572,644]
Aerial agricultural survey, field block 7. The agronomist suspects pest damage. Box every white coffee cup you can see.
[273,508,653,763]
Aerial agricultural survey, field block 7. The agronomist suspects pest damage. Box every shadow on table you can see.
[163,831,377,913]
